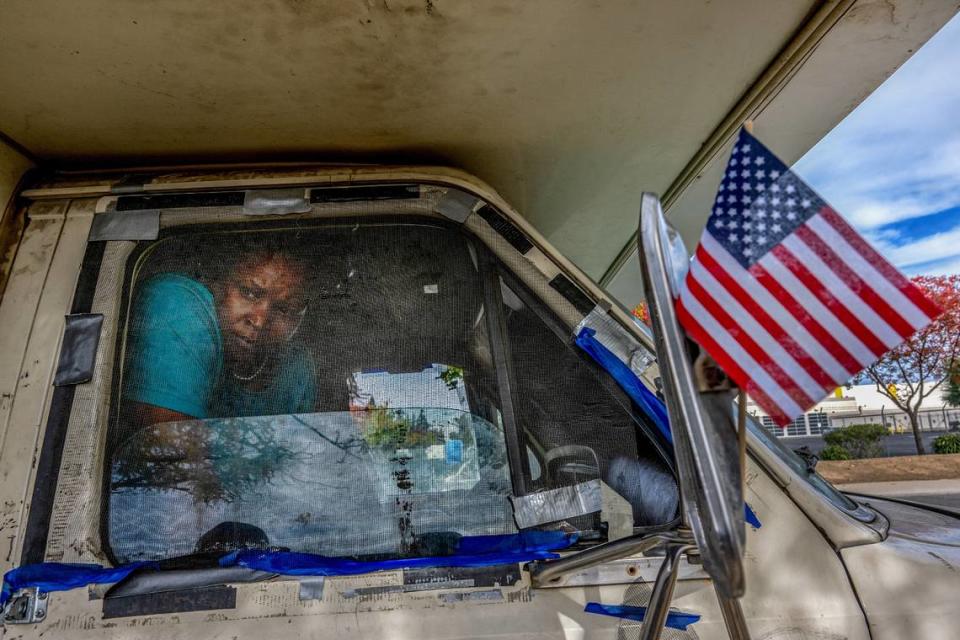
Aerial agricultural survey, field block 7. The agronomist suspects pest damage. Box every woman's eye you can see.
[240,285,259,301]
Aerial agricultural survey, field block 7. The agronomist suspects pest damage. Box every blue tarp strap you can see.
[575,326,761,528]
[1,562,156,607]
[585,602,701,630]
[575,327,672,443]
[1,531,576,606]
[223,530,576,575]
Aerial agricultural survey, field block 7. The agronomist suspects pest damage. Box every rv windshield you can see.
[106,218,678,562]
[109,409,514,563]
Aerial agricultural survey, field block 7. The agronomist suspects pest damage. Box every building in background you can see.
[747,385,960,438]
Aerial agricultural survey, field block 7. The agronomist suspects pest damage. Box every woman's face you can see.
[218,254,307,372]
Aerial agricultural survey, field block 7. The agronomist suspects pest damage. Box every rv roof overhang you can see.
[0,0,956,301]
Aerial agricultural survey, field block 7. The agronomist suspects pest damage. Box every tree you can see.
[632,302,650,326]
[864,275,960,455]
[942,361,960,408]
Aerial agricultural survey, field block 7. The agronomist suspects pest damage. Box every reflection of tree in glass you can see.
[111,419,295,504]
[436,365,464,390]
[361,406,441,449]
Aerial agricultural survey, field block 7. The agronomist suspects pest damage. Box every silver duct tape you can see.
[88,210,159,241]
[242,188,311,215]
[576,305,656,378]
[435,188,479,222]
[511,480,602,528]
[54,314,104,386]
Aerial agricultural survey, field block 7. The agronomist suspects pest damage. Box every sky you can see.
[794,12,960,277]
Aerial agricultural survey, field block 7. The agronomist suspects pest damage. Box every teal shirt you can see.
[124,274,316,418]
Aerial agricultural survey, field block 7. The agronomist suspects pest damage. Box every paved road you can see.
[785,432,945,457]
[906,494,960,509]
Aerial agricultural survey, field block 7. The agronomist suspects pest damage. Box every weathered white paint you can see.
[0,169,882,638]
[3,1,955,284]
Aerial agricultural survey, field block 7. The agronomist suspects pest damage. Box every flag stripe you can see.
[698,235,851,382]
[677,128,940,428]
[793,223,916,339]
[806,214,934,330]
[692,246,833,396]
[676,292,797,425]
[818,206,942,319]
[752,257,876,366]
[682,273,815,410]
[772,242,894,354]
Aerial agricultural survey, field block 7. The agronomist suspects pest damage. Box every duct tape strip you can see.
[576,305,656,379]
[575,327,761,527]
[1,532,576,606]
[53,314,104,386]
[242,189,311,215]
[510,480,602,529]
[435,188,479,223]
[88,210,159,241]
[584,602,701,630]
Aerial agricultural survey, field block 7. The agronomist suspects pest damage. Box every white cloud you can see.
[884,223,960,269]
[794,14,960,232]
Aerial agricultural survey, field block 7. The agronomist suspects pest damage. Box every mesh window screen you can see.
[498,279,678,530]
[104,214,677,564]
[109,220,515,563]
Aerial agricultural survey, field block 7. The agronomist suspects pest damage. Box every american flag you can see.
[676,128,941,426]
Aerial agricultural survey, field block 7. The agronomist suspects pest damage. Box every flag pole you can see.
[737,119,753,492]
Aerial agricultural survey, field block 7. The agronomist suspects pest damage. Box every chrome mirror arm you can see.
[528,529,693,588]
[635,193,751,640]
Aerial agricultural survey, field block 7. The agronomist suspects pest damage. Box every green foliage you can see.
[823,423,888,459]
[362,408,440,449]
[933,433,960,455]
[818,444,852,461]
[944,362,960,408]
[437,365,464,390]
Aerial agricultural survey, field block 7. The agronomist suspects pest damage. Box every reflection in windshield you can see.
[109,409,515,563]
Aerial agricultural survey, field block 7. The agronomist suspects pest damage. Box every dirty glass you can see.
[106,217,677,561]
[109,407,513,562]
[109,410,513,563]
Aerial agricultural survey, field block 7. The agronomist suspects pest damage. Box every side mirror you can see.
[636,193,746,599]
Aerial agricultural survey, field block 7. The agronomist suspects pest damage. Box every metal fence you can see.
[760,407,960,438]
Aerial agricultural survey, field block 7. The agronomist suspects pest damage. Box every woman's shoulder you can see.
[137,273,215,312]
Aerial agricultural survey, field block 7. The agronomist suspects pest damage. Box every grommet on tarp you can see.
[242,189,311,216]
[53,314,104,386]
[436,188,480,223]
[510,480,602,529]
[584,602,701,630]
[88,210,160,242]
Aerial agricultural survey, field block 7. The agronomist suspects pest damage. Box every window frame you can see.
[30,205,682,567]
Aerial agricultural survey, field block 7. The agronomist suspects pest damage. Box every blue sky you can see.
[794,13,960,277]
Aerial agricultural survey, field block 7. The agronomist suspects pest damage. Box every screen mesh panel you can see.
[100,212,677,563]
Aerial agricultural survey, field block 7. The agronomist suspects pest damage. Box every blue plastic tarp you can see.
[1,561,156,607]
[1,531,576,605]
[223,530,576,575]
[575,327,672,443]
[585,602,701,630]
